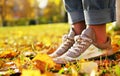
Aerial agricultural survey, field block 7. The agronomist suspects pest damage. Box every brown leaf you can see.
[35,42,44,48]
[32,54,55,68]
[54,64,62,71]
[33,60,46,73]
[0,50,19,58]
[47,47,57,54]
[0,60,4,68]
[112,44,120,52]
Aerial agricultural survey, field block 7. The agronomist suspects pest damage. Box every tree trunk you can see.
[1,0,7,26]
[116,0,120,27]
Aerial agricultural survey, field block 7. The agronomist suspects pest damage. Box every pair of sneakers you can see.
[49,27,115,64]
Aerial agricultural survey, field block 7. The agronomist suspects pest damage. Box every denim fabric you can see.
[63,0,116,25]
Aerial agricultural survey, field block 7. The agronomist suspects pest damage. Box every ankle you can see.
[89,24,107,44]
[72,21,86,35]
[96,37,107,44]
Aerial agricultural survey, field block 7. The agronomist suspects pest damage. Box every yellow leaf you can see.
[0,50,18,58]
[41,72,54,76]
[21,69,41,76]
[71,66,78,76]
[32,54,55,68]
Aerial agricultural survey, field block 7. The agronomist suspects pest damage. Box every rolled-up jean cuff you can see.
[68,10,85,24]
[84,8,116,25]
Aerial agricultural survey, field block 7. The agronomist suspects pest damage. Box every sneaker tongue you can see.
[81,28,96,40]
[68,29,75,38]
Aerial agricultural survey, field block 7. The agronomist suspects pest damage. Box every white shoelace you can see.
[66,36,93,57]
[61,35,74,49]
[56,34,74,55]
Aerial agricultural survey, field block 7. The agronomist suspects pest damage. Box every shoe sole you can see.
[79,44,120,60]
[53,44,120,64]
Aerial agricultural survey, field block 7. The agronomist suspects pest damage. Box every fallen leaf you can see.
[41,72,54,76]
[80,61,98,74]
[0,62,20,75]
[33,60,46,73]
[32,54,55,68]
[0,50,19,58]
[71,66,78,76]
[21,69,41,76]
[47,47,57,54]
[54,64,62,71]
[35,42,44,48]
[112,44,120,52]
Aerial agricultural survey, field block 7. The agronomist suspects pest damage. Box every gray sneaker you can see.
[53,28,116,64]
[49,28,75,58]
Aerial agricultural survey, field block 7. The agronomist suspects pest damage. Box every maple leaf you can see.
[32,54,55,68]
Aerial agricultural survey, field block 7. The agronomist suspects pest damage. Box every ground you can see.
[0,23,120,76]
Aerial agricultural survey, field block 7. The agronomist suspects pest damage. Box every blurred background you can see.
[0,0,120,28]
[0,0,68,26]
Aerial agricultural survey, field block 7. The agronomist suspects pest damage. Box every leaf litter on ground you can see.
[0,23,120,76]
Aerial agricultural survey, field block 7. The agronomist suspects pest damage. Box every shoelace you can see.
[66,36,92,57]
[56,34,74,55]
[74,37,92,50]
[61,34,74,49]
